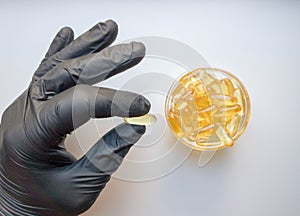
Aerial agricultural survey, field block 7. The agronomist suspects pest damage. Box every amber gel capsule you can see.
[124,114,157,125]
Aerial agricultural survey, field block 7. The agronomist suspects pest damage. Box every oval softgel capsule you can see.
[124,114,157,126]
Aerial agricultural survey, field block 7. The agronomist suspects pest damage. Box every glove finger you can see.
[70,123,145,176]
[30,42,145,100]
[39,85,150,141]
[44,123,145,215]
[37,20,118,76]
[44,27,74,59]
[33,27,74,80]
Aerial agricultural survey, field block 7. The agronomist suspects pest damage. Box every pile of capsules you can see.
[167,69,245,150]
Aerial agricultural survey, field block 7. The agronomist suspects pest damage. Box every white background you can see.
[1,1,299,215]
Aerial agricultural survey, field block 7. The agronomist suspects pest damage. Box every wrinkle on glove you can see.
[0,20,150,216]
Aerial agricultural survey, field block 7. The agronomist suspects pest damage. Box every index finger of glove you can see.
[40,85,151,139]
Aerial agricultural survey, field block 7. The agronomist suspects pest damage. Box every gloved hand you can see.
[0,20,150,216]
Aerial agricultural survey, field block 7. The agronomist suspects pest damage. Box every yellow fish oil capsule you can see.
[213,104,241,119]
[201,71,217,86]
[215,125,234,147]
[210,94,237,107]
[219,78,235,95]
[124,114,157,126]
[207,81,221,94]
[234,88,245,114]
[226,115,243,137]
[180,72,201,89]
[167,109,184,137]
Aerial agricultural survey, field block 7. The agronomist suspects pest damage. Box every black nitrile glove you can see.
[0,20,150,215]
